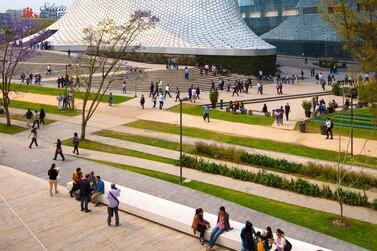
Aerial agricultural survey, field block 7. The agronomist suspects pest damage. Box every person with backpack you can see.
[23,108,34,127]
[240,221,256,251]
[274,229,292,251]
[326,117,334,139]
[72,132,80,155]
[107,183,121,226]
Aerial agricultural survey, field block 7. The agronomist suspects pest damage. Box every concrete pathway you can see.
[0,136,366,251]
[0,165,224,251]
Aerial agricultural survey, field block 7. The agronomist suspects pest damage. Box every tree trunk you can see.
[2,94,11,126]
[80,119,87,141]
[339,201,344,222]
[3,103,11,126]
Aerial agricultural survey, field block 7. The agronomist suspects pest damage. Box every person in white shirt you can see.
[164,84,172,98]
[325,118,334,139]
[107,183,121,226]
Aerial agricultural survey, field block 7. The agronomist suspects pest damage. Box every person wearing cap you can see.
[107,183,121,226]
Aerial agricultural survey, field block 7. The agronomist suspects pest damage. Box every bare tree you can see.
[73,11,158,140]
[0,16,45,126]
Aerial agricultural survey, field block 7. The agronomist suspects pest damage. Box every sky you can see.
[0,0,73,13]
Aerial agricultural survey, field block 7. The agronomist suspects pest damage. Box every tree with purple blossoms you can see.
[0,16,49,126]
[73,11,158,140]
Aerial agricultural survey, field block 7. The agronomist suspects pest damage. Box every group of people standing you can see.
[274,103,291,126]
[20,72,42,85]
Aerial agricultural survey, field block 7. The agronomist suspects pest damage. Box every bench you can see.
[67,181,331,251]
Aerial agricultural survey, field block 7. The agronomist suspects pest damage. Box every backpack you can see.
[257,240,265,251]
[284,238,292,251]
[330,120,334,129]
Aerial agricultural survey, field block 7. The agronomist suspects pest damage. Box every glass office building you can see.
[239,0,359,58]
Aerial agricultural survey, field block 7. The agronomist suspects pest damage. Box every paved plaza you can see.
[1,36,375,251]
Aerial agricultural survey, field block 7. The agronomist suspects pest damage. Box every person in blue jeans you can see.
[207,206,232,250]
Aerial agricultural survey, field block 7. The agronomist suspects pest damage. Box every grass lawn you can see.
[62,139,178,165]
[126,120,377,169]
[11,83,133,104]
[95,130,195,152]
[169,104,274,126]
[0,123,27,134]
[9,100,79,117]
[84,158,376,250]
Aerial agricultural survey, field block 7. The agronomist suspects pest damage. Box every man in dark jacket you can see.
[207,206,232,250]
[80,174,92,213]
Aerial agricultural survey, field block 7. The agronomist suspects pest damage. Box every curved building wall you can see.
[48,0,276,57]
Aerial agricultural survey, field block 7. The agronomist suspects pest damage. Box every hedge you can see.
[194,143,377,189]
[181,154,370,207]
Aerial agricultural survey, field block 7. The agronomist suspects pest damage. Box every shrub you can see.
[209,89,219,109]
[322,185,333,199]
[240,153,302,173]
[334,188,369,207]
[302,100,312,112]
[372,199,377,210]
[195,143,245,162]
[293,179,322,197]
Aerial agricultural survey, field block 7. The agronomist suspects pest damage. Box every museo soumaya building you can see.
[239,0,360,58]
[44,0,277,74]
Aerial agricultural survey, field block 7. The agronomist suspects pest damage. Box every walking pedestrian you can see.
[164,84,172,98]
[175,87,180,102]
[159,93,164,109]
[152,94,157,108]
[203,105,210,122]
[48,163,59,196]
[23,108,34,127]
[72,132,79,155]
[80,174,92,213]
[46,65,52,75]
[122,81,127,94]
[107,183,121,226]
[32,110,40,129]
[284,103,291,121]
[140,94,145,109]
[149,81,154,97]
[28,128,38,148]
[326,118,334,139]
[108,92,113,106]
[184,67,189,79]
[53,139,65,161]
[39,108,46,125]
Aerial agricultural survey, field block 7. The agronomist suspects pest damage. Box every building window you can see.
[303,7,318,15]
[239,0,254,7]
[282,8,299,16]
[265,10,279,17]
[249,11,261,18]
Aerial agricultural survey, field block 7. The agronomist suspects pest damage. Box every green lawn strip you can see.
[96,129,370,189]
[9,100,79,117]
[11,83,132,104]
[0,123,27,134]
[95,130,195,152]
[297,120,377,141]
[126,120,377,169]
[169,103,275,126]
[62,139,178,166]
[82,158,374,250]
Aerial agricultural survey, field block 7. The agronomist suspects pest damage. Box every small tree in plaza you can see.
[73,11,158,140]
[0,16,40,126]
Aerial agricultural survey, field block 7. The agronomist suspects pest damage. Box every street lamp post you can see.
[179,97,189,184]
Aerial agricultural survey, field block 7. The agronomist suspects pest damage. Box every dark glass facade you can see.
[239,0,357,59]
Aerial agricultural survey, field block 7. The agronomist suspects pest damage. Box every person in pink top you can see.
[207,206,232,250]
[274,229,287,251]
